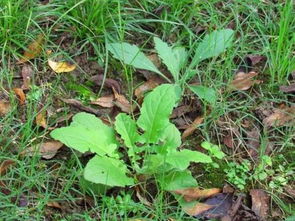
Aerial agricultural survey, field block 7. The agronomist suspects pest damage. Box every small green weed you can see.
[224,160,251,190]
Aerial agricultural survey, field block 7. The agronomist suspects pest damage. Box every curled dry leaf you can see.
[13,88,26,105]
[134,77,162,99]
[23,141,63,159]
[36,111,47,128]
[91,94,114,108]
[263,106,295,127]
[182,116,204,139]
[250,189,269,220]
[48,59,76,73]
[90,74,121,93]
[21,64,33,89]
[0,160,15,176]
[230,71,261,91]
[173,187,221,202]
[112,87,134,113]
[0,100,11,116]
[17,34,44,64]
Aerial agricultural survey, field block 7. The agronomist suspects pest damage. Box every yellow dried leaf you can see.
[13,88,26,105]
[173,187,221,202]
[18,34,44,64]
[48,59,76,73]
[0,100,11,116]
[36,111,47,128]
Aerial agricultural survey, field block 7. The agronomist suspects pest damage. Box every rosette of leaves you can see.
[51,84,212,190]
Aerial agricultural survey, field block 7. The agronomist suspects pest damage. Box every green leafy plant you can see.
[51,84,212,191]
[107,29,234,105]
[201,141,225,168]
[224,160,251,190]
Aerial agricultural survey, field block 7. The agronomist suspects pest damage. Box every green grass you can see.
[0,0,294,220]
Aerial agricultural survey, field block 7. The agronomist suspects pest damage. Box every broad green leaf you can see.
[107,42,161,75]
[154,37,181,82]
[139,154,174,174]
[173,46,187,70]
[84,155,134,187]
[137,84,181,143]
[166,149,212,170]
[189,85,217,104]
[160,170,198,191]
[193,29,234,65]
[50,112,117,157]
[115,113,140,157]
[157,123,181,154]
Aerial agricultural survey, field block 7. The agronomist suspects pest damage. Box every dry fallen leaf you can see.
[21,64,33,89]
[263,106,295,127]
[250,189,269,220]
[112,87,134,113]
[280,83,295,93]
[184,203,214,216]
[0,100,11,116]
[90,74,121,93]
[91,94,114,108]
[182,116,204,139]
[61,98,102,116]
[135,77,162,99]
[48,59,76,73]
[173,187,221,202]
[13,88,26,105]
[18,34,44,64]
[36,111,47,128]
[47,201,62,209]
[0,160,15,176]
[23,141,63,159]
[229,71,261,91]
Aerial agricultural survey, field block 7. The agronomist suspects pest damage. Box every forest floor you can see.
[0,0,294,220]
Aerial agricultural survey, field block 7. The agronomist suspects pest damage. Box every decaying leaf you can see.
[0,100,11,116]
[112,87,134,113]
[246,54,266,66]
[47,201,62,209]
[184,203,214,216]
[48,59,76,73]
[91,95,114,108]
[182,116,204,139]
[246,127,260,159]
[13,88,26,105]
[280,83,295,93]
[229,71,261,91]
[0,160,15,176]
[90,74,121,93]
[17,34,44,64]
[195,193,234,219]
[250,189,269,220]
[263,106,295,127]
[223,134,234,149]
[23,141,63,159]
[134,77,162,99]
[36,111,47,128]
[173,187,221,202]
[21,64,33,89]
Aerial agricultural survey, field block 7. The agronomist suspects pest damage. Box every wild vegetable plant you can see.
[51,84,213,192]
[107,29,234,104]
